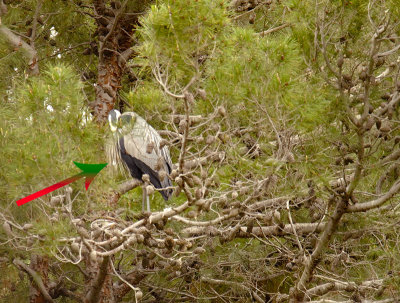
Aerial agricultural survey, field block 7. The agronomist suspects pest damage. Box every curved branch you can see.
[347,180,400,212]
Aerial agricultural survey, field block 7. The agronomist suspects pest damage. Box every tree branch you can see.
[84,256,110,303]
[347,180,400,212]
[13,259,54,303]
[183,222,326,238]
[258,23,292,37]
[291,198,348,301]
[0,23,39,74]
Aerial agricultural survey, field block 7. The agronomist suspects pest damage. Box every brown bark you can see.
[290,198,348,302]
[92,52,124,123]
[29,255,51,303]
[90,1,149,123]
[84,256,115,303]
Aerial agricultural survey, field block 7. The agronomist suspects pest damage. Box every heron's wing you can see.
[142,121,173,181]
[119,137,171,200]
[122,130,159,170]
[123,116,173,197]
[131,116,172,171]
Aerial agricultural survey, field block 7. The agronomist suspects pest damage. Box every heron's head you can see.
[108,109,136,135]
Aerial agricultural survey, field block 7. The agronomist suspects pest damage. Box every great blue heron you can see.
[107,109,173,211]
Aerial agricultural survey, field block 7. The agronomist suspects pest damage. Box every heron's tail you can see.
[105,138,128,177]
[160,178,173,201]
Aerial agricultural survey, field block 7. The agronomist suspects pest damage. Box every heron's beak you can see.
[110,119,123,132]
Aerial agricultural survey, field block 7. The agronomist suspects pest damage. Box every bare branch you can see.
[347,180,400,212]
[258,23,292,37]
[183,222,326,238]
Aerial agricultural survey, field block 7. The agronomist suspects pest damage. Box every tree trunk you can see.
[90,1,145,123]
[92,47,124,123]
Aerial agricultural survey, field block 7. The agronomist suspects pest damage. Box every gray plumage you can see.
[107,109,173,210]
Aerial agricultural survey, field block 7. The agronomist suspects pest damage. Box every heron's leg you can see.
[142,186,146,212]
[147,195,151,212]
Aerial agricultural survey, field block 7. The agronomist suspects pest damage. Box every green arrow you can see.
[73,161,107,175]
[73,162,108,190]
[16,162,108,206]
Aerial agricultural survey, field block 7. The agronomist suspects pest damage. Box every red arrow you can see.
[16,162,107,206]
